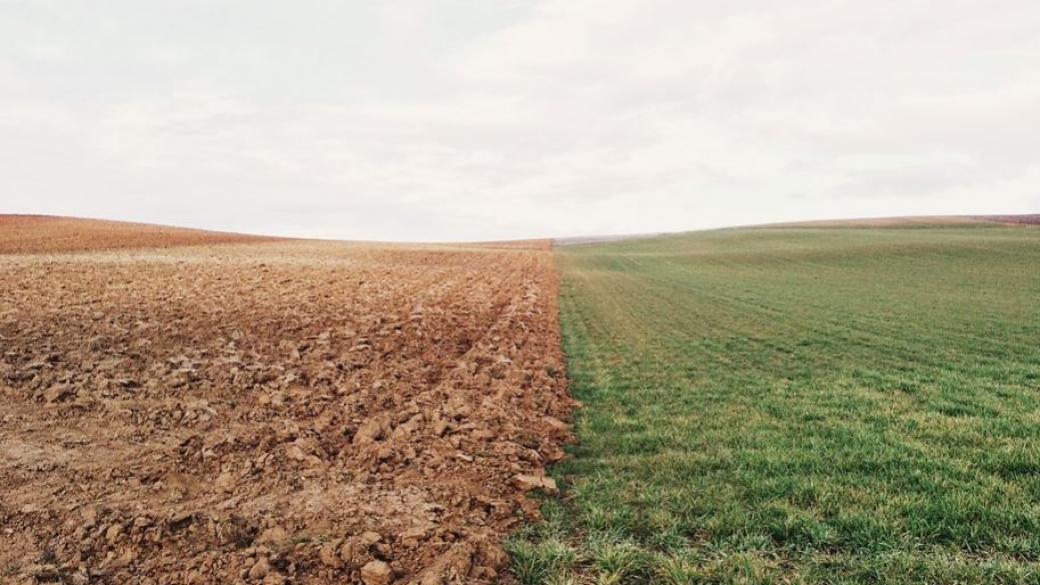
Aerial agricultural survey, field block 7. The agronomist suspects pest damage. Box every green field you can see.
[510,227,1040,584]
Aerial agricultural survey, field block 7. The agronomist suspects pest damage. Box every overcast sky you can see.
[3,1,1038,241]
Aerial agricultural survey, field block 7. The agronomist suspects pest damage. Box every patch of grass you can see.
[514,227,1040,584]
[507,500,581,585]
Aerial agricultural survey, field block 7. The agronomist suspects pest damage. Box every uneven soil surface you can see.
[0,216,274,255]
[0,220,574,584]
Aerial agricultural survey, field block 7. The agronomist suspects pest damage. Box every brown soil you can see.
[0,221,574,584]
[0,216,275,255]
[455,240,554,251]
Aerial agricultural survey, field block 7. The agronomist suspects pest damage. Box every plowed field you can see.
[0,216,274,255]
[0,219,574,585]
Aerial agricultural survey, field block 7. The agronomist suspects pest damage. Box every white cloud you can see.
[1,0,1038,240]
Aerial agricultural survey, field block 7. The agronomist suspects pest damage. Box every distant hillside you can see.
[0,215,276,254]
[760,214,1039,229]
[976,214,1040,226]
[554,214,1039,247]
[554,233,668,247]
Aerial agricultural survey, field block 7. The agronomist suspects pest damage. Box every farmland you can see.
[512,226,1040,584]
[5,216,1040,585]
[0,217,574,584]
[0,215,276,254]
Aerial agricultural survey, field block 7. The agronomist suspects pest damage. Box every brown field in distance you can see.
[0,217,574,584]
[0,215,278,255]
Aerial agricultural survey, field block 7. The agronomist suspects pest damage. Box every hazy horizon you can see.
[4,1,1039,241]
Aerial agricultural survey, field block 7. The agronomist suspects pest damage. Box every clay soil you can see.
[0,218,574,584]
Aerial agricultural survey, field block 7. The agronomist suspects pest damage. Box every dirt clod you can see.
[41,384,74,403]
[514,474,559,494]
[248,557,271,580]
[319,542,343,568]
[361,560,392,585]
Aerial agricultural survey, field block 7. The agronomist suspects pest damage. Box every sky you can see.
[2,0,1039,241]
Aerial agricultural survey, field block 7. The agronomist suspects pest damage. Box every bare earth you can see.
[0,216,276,255]
[0,217,574,584]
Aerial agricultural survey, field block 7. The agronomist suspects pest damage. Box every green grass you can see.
[512,226,1040,584]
